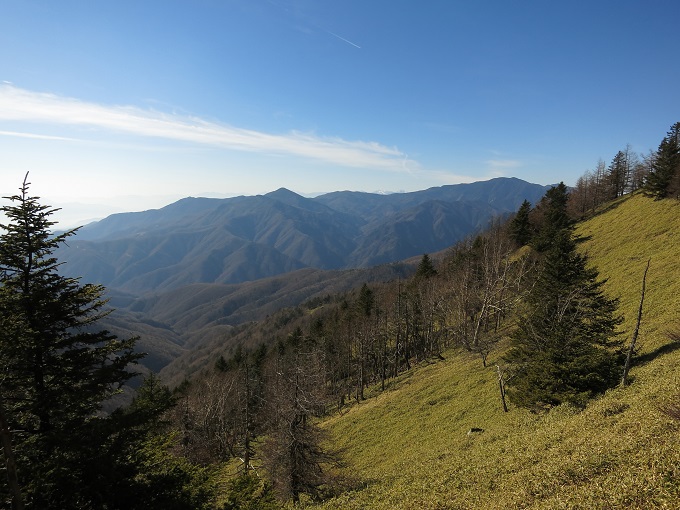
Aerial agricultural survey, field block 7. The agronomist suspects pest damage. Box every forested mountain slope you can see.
[51,177,548,374]
[56,178,549,293]
[103,262,416,374]
[309,193,680,509]
[134,262,416,375]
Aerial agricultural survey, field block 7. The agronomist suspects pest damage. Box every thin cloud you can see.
[0,130,80,142]
[0,85,410,170]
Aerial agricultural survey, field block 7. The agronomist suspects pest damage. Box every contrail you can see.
[326,30,361,49]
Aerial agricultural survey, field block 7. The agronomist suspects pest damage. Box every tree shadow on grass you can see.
[594,196,629,216]
[577,194,630,222]
[632,340,680,367]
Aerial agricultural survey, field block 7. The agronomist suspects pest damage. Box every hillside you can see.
[305,193,680,509]
[98,262,416,376]
[153,263,416,383]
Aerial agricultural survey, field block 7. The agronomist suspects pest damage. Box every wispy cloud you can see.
[0,85,410,170]
[0,130,80,142]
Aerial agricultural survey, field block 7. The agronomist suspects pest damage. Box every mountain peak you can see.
[263,188,323,211]
[265,188,302,199]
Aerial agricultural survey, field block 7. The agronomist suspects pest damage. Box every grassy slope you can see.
[309,194,680,509]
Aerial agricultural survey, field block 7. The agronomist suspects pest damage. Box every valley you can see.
[55,177,550,374]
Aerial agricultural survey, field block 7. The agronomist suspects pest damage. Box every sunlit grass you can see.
[578,193,680,352]
[306,194,680,509]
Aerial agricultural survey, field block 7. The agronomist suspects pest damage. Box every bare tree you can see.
[496,365,511,413]
[261,340,337,504]
[632,150,655,192]
[621,259,651,387]
[444,224,535,366]
[178,351,265,471]
[568,172,592,217]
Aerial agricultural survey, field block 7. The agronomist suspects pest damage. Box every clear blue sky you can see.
[1,0,679,226]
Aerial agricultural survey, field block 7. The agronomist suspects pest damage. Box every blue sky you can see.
[1,0,679,226]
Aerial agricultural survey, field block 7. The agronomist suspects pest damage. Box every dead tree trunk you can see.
[496,365,509,413]
[621,259,650,387]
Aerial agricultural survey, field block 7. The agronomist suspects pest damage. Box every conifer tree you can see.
[531,182,572,252]
[505,185,623,409]
[509,199,533,246]
[107,374,217,510]
[0,175,141,507]
[606,150,628,199]
[644,122,680,199]
[415,253,437,279]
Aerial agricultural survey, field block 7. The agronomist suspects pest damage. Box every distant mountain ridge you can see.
[56,177,550,294]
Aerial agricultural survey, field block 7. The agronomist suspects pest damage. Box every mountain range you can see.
[58,177,550,291]
[55,177,551,372]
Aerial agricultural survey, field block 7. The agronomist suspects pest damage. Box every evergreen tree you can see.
[644,122,680,199]
[509,199,533,246]
[606,150,628,199]
[415,253,437,279]
[505,186,623,409]
[105,375,217,510]
[0,175,141,507]
[356,283,376,316]
[531,182,572,252]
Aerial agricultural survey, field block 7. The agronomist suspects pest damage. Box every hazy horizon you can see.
[41,176,521,229]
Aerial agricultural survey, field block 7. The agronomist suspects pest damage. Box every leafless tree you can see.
[261,347,338,504]
[621,259,650,387]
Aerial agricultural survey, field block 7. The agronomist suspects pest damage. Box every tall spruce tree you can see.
[415,253,437,279]
[644,122,680,199]
[505,184,623,409]
[0,175,141,507]
[509,199,533,246]
[606,150,628,199]
[532,182,572,253]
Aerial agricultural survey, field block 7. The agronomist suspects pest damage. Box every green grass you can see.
[578,193,680,351]
[304,194,680,509]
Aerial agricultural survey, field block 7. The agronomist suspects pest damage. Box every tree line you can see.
[0,174,538,507]
[568,121,680,216]
[173,216,536,505]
